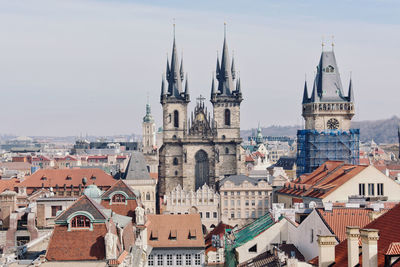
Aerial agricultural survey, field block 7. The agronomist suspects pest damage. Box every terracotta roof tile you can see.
[147,214,205,248]
[18,169,116,188]
[0,178,20,193]
[386,242,400,256]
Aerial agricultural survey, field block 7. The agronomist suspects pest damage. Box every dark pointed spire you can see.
[160,74,166,102]
[210,75,216,98]
[310,74,319,102]
[184,74,189,95]
[216,53,221,77]
[180,57,184,81]
[348,77,354,102]
[231,54,236,80]
[302,80,309,104]
[236,78,241,94]
[164,24,186,101]
[215,23,235,96]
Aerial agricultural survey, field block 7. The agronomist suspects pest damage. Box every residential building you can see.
[297,46,359,176]
[219,175,272,226]
[310,203,400,267]
[276,161,400,208]
[164,184,220,230]
[204,222,232,266]
[124,152,157,214]
[147,214,206,267]
[17,168,116,196]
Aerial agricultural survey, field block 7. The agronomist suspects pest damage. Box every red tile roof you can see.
[88,156,108,160]
[147,214,205,248]
[310,203,400,267]
[54,155,77,161]
[205,222,233,254]
[277,161,368,199]
[245,155,255,162]
[316,208,387,242]
[32,155,51,162]
[18,169,116,188]
[0,178,20,193]
[149,173,158,180]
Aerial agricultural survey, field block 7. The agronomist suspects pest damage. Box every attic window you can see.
[90,175,96,180]
[249,244,257,253]
[41,176,47,181]
[71,215,90,228]
[112,194,126,203]
[188,229,197,239]
[325,65,334,73]
[169,230,177,240]
[66,176,72,180]
[150,230,159,240]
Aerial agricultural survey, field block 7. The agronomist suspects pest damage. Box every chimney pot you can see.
[346,226,360,267]
[317,235,337,267]
[360,229,379,267]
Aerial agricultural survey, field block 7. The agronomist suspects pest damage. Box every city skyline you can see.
[1,0,399,136]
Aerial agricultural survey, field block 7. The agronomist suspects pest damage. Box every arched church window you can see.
[225,147,229,154]
[173,157,179,165]
[146,192,150,201]
[71,215,90,228]
[224,109,231,126]
[112,194,126,203]
[174,110,179,128]
[222,135,226,140]
[175,170,178,176]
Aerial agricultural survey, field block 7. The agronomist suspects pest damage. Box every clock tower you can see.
[296,46,359,175]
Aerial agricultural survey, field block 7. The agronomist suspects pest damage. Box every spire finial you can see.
[224,22,227,39]
[173,18,176,39]
[321,36,325,51]
[331,35,335,50]
[147,92,149,105]
[350,71,352,79]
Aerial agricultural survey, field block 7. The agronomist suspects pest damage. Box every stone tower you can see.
[210,26,243,140]
[296,46,359,176]
[142,103,156,154]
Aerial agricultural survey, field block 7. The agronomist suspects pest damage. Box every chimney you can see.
[360,229,379,267]
[317,235,337,267]
[346,226,360,267]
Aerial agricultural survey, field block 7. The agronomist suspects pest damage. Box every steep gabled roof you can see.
[124,152,151,181]
[56,195,107,223]
[101,180,137,199]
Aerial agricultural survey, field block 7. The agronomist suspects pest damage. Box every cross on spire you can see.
[196,95,206,104]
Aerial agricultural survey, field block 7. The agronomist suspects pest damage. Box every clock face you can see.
[196,112,205,122]
[327,118,339,130]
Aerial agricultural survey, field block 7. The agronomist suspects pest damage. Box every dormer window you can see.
[41,176,47,180]
[112,194,126,203]
[66,176,72,180]
[325,65,334,73]
[71,215,90,228]
[90,175,96,180]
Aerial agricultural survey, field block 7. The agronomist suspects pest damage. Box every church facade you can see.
[158,30,246,197]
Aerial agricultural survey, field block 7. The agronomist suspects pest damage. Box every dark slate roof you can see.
[312,51,348,103]
[101,180,137,199]
[124,152,151,180]
[56,195,107,222]
[274,157,296,170]
[220,175,259,186]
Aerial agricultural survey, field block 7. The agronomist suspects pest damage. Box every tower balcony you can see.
[302,102,355,117]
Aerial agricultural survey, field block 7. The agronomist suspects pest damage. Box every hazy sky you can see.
[1,0,399,136]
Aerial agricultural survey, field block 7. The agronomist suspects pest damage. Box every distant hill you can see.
[242,116,400,144]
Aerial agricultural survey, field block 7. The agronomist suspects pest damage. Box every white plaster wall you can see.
[236,219,288,264]
[324,166,400,202]
[287,209,333,261]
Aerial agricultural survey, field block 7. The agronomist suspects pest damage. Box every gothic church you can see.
[158,29,246,197]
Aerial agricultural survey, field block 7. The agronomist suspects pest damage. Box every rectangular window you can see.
[206,212,210,218]
[231,200,235,206]
[200,212,202,218]
[359,183,365,196]
[245,211,249,218]
[251,200,255,206]
[157,255,163,266]
[245,200,249,206]
[213,212,217,218]
[176,254,182,265]
[237,211,241,218]
[251,211,256,218]
[51,206,62,217]
[224,200,228,206]
[311,229,314,243]
[166,254,173,266]
[224,192,227,196]
[195,254,201,265]
[148,255,154,266]
[377,183,384,196]
[185,254,191,265]
[368,183,375,196]
[231,212,234,219]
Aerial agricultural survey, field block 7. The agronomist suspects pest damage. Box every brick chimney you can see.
[346,226,360,267]
[360,229,379,267]
[317,235,337,267]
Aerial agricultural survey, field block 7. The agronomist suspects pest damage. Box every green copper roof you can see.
[225,212,276,267]
[143,104,154,123]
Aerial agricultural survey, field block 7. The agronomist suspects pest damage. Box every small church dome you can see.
[83,184,102,199]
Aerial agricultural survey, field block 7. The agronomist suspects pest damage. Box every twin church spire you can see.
[160,24,242,104]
